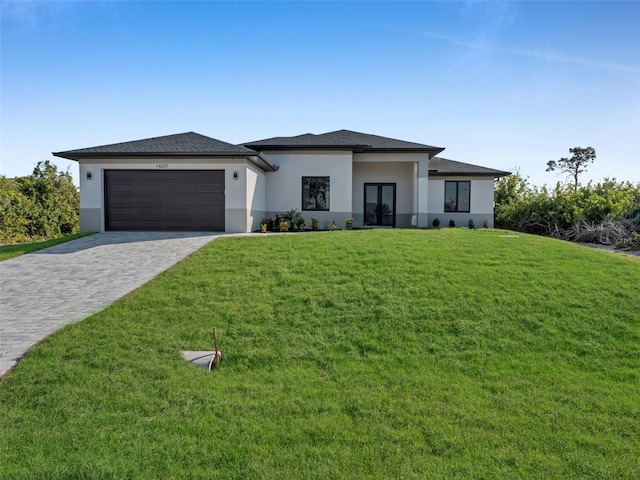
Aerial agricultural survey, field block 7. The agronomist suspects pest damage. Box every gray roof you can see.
[53,132,259,159]
[243,129,444,154]
[429,157,510,177]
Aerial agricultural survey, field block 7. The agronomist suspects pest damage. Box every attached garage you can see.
[53,132,278,233]
[105,170,225,231]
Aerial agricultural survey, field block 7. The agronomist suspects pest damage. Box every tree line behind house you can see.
[495,147,640,250]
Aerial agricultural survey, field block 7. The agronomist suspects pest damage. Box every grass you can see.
[1,229,638,479]
[0,233,94,261]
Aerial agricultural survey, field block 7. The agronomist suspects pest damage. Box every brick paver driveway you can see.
[0,232,228,377]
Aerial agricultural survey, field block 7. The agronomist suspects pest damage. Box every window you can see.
[444,181,470,212]
[302,177,330,211]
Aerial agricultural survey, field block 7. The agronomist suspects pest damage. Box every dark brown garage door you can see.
[105,170,225,231]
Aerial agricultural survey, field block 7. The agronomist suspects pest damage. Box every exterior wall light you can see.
[233,171,238,180]
[86,171,92,180]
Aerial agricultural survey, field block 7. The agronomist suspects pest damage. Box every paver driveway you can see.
[0,232,227,377]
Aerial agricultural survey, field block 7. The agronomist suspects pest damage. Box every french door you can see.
[364,183,396,227]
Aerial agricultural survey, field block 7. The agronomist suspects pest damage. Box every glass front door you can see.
[364,184,396,227]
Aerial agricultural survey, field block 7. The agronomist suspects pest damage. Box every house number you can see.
[156,164,169,169]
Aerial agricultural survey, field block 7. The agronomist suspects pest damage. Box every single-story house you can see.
[53,130,510,233]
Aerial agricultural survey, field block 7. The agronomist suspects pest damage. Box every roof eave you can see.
[52,151,258,161]
[53,150,280,172]
[362,147,445,155]
[243,144,369,152]
[249,154,279,172]
[429,171,511,178]
[243,145,445,155]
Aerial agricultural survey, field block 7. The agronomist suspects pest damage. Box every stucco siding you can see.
[427,177,497,227]
[246,165,266,231]
[471,179,496,213]
[354,152,428,163]
[352,162,415,227]
[78,158,261,233]
[79,208,101,233]
[264,151,353,215]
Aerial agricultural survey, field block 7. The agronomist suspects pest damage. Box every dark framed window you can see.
[444,181,470,212]
[302,177,329,211]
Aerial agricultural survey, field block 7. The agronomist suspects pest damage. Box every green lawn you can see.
[1,229,638,479]
[0,233,94,261]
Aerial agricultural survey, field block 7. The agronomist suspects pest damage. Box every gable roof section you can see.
[53,132,278,171]
[429,157,510,177]
[242,129,444,154]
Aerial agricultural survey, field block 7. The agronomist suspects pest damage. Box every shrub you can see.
[296,217,305,230]
[432,217,441,228]
[494,173,640,247]
[311,218,320,231]
[468,219,475,229]
[345,217,353,229]
[279,221,289,232]
[331,221,337,230]
[448,219,456,228]
[260,218,273,232]
[273,215,282,231]
[483,219,490,229]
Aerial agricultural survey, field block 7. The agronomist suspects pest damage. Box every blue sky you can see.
[2,1,639,187]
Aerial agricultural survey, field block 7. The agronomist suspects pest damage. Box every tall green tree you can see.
[546,146,596,192]
[0,161,79,243]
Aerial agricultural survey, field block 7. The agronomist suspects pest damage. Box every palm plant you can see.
[282,208,303,228]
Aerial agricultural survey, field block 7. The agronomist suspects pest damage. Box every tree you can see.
[0,161,79,243]
[494,168,529,206]
[546,147,596,192]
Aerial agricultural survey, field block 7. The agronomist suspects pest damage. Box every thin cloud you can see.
[417,30,640,74]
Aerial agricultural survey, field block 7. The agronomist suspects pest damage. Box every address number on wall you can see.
[156,164,169,169]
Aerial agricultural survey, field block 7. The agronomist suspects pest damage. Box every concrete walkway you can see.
[0,231,228,377]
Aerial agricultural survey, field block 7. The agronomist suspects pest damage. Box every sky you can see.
[1,0,639,188]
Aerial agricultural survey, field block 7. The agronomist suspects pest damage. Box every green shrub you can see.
[494,174,640,246]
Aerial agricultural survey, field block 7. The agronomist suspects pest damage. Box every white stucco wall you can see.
[352,162,415,217]
[427,177,497,226]
[264,151,353,219]
[78,157,263,233]
[351,153,430,227]
[246,165,266,231]
[354,152,428,164]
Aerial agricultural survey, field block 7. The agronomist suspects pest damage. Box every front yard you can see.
[1,229,638,479]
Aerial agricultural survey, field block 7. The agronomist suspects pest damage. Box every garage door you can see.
[105,170,225,231]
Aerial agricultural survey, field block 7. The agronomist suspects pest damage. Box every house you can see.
[53,130,510,233]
